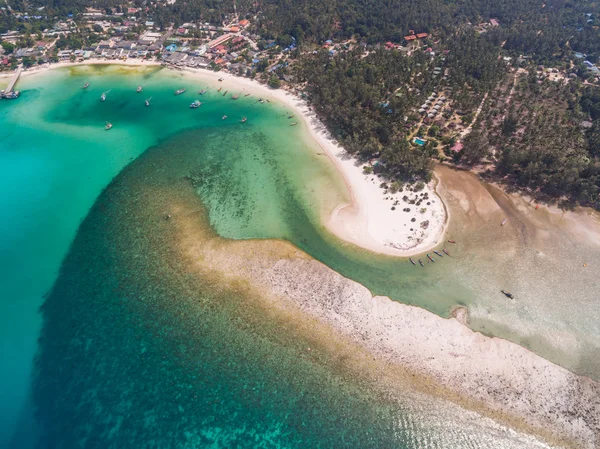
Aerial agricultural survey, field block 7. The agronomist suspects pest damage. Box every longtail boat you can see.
[409,258,416,266]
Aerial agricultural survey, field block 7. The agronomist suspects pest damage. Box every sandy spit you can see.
[8,60,447,257]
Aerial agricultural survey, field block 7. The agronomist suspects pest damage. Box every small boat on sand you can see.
[105,122,112,130]
[427,254,435,263]
[501,290,514,299]
[448,239,456,244]
[290,122,298,126]
[199,89,207,95]
[175,88,186,95]
[240,117,247,123]
[145,97,152,106]
[218,77,224,81]
[190,100,201,109]
[433,250,443,257]
[82,82,90,89]
[222,115,227,120]
[409,258,416,266]
[419,259,424,267]
[244,93,250,97]
[136,86,143,93]
[443,249,450,256]
[218,87,222,92]
[501,218,508,226]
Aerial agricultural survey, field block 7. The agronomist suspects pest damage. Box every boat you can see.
[409,258,416,266]
[290,122,298,126]
[175,88,186,95]
[232,94,239,100]
[240,117,247,123]
[218,77,224,81]
[501,290,514,299]
[418,259,424,267]
[223,90,228,96]
[287,115,294,119]
[222,115,227,120]
[244,93,250,97]
[427,254,435,263]
[136,86,143,93]
[100,89,110,101]
[443,249,450,256]
[433,250,443,257]
[105,122,112,130]
[501,218,508,226]
[448,239,456,244]
[199,89,207,95]
[82,82,90,89]
[145,97,152,106]
[190,100,202,109]
[217,87,222,92]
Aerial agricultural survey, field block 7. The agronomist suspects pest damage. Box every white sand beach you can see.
[4,60,447,257]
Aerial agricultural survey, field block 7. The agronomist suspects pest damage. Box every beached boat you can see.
[501,218,508,226]
[222,115,227,120]
[433,250,443,257]
[244,93,250,97]
[82,82,90,89]
[190,100,202,109]
[199,89,207,95]
[290,122,298,126]
[427,254,435,263]
[218,78,224,81]
[175,88,186,95]
[145,97,152,106]
[240,117,247,123]
[136,86,143,93]
[217,87,222,92]
[418,259,424,267]
[443,249,450,256]
[409,258,416,266]
[232,95,239,100]
[105,122,112,130]
[448,239,456,244]
[501,290,514,299]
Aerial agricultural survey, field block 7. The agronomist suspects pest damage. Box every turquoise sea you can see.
[0,65,594,448]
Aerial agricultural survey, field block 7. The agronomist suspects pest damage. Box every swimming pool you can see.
[414,137,427,146]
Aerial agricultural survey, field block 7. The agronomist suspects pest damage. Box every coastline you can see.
[5,60,448,257]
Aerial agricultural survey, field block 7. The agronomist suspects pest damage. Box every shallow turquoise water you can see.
[0,65,588,448]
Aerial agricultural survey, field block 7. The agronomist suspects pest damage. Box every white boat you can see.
[82,82,90,89]
[222,115,227,120]
[240,117,247,123]
[136,86,143,93]
[105,122,113,130]
[100,89,110,101]
[145,97,152,106]
[175,88,186,95]
[190,100,202,109]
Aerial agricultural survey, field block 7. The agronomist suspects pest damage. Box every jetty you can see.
[1,66,22,99]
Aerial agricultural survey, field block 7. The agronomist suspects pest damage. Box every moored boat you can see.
[100,90,110,101]
[501,290,514,299]
[287,115,294,119]
[190,100,201,109]
[448,239,456,244]
[290,122,298,126]
[82,82,90,89]
[223,90,228,96]
[427,254,435,263]
[145,97,152,106]
[244,93,250,97]
[136,86,143,93]
[217,87,222,92]
[199,89,207,95]
[433,250,443,257]
[232,94,239,100]
[501,218,508,226]
[175,88,186,95]
[105,122,112,130]
[240,117,247,123]
[443,249,450,256]
[218,77,224,81]
[222,115,227,120]
[418,259,424,267]
[409,258,416,265]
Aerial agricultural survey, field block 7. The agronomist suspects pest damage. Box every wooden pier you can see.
[1,66,22,99]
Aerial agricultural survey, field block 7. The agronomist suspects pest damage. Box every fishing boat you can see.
[409,258,416,266]
[136,86,143,93]
[82,82,90,89]
[105,122,112,130]
[217,87,222,92]
[145,97,152,106]
[240,117,247,123]
[232,94,239,100]
[427,254,435,263]
[199,89,207,95]
[443,249,450,256]
[190,100,202,109]
[290,122,298,126]
[418,259,424,267]
[222,115,227,120]
[244,93,250,97]
[501,290,514,299]
[448,239,456,244]
[501,218,508,226]
[223,90,228,96]
[433,250,443,257]
[175,88,186,95]
[287,115,294,119]
[218,77,224,81]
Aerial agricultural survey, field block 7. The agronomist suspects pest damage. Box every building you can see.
[416,32,428,39]
[208,34,234,49]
